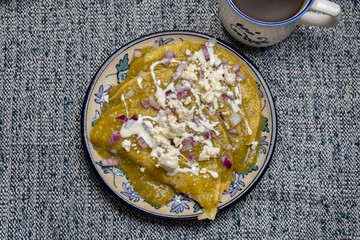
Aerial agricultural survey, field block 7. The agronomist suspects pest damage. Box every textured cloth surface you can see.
[0,0,359,239]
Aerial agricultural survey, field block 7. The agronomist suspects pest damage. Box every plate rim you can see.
[81,30,277,220]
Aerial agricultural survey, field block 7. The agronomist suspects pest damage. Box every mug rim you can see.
[226,0,314,26]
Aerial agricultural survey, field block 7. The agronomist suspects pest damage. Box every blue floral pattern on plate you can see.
[260,136,269,154]
[166,194,190,214]
[94,84,111,107]
[223,164,259,197]
[121,182,140,202]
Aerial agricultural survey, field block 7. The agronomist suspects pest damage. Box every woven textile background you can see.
[0,0,359,239]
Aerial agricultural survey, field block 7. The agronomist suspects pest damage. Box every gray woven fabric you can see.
[0,0,359,239]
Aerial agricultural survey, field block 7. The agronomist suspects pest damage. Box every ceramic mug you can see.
[220,0,342,47]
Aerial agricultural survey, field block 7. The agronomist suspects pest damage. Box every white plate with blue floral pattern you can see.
[81,31,277,220]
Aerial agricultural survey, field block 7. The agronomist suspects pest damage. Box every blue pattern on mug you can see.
[230,23,269,45]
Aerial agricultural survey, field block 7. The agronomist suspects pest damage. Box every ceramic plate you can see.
[81,31,277,220]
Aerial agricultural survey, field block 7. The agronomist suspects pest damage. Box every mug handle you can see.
[299,0,341,27]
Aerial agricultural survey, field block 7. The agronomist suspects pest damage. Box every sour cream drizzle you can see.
[121,94,129,117]
[120,114,154,147]
[137,76,143,89]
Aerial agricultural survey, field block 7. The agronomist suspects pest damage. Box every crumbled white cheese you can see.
[201,90,215,104]
[224,71,236,85]
[158,148,179,171]
[187,63,198,74]
[177,106,194,122]
[121,139,132,152]
[140,167,146,172]
[185,49,192,56]
[184,96,192,105]
[198,79,211,91]
[181,70,198,81]
[211,81,227,92]
[199,146,220,161]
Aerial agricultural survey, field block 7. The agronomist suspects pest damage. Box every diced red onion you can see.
[176,91,188,99]
[204,130,214,140]
[180,136,196,152]
[124,89,134,99]
[148,95,160,110]
[165,90,172,97]
[152,37,162,49]
[221,154,232,169]
[141,99,150,109]
[182,136,195,146]
[142,122,151,132]
[188,152,195,161]
[175,83,183,92]
[109,148,118,154]
[164,50,176,58]
[236,71,246,82]
[232,63,241,73]
[207,38,217,48]
[221,58,228,65]
[162,50,176,67]
[139,70,147,78]
[115,115,128,122]
[199,69,205,78]
[219,111,225,121]
[136,137,149,149]
[192,116,203,126]
[134,49,142,57]
[101,157,119,167]
[229,128,239,135]
[172,61,188,81]
[109,131,120,144]
[214,59,222,69]
[162,58,172,67]
[201,44,210,61]
[229,112,242,127]
[180,143,192,152]
[130,114,138,120]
